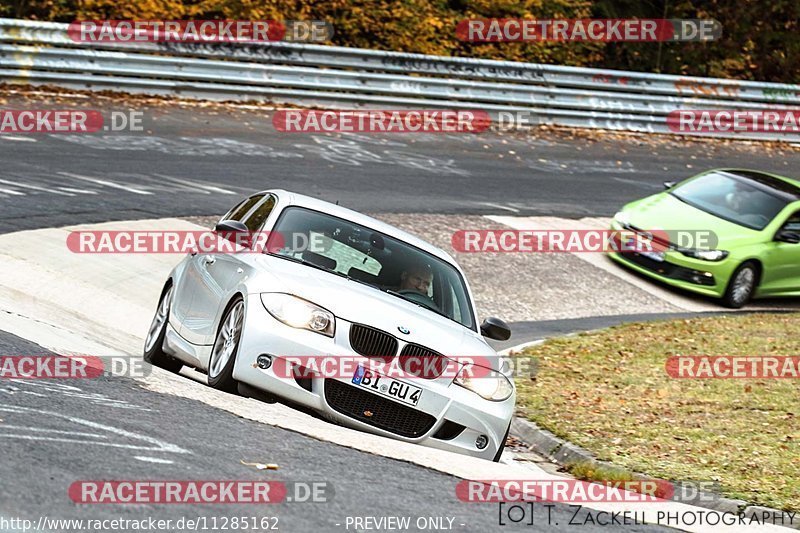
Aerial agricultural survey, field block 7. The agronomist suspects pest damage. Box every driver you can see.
[398,264,433,295]
[725,182,756,215]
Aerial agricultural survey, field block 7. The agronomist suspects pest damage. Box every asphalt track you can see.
[0,95,798,233]
[0,332,671,533]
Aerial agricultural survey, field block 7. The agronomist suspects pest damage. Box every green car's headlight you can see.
[261,293,335,337]
[681,249,729,261]
[454,365,513,401]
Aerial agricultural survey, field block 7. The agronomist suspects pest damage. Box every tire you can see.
[143,283,183,373]
[207,297,245,393]
[493,422,512,462]
[722,261,758,308]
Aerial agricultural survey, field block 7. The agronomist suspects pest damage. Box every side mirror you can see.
[663,181,676,190]
[214,219,249,244]
[775,229,800,244]
[480,317,511,341]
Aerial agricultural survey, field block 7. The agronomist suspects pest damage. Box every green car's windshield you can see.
[266,206,476,330]
[670,171,791,230]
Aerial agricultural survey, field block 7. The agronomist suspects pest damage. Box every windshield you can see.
[670,171,790,230]
[267,206,476,330]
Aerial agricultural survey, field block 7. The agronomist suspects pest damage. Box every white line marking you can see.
[613,177,661,189]
[57,187,98,195]
[134,456,175,464]
[154,174,237,195]
[0,179,75,196]
[0,187,24,196]
[0,424,109,439]
[150,174,210,194]
[0,404,190,454]
[478,202,520,213]
[0,435,157,448]
[0,135,36,142]
[499,339,544,355]
[58,172,153,195]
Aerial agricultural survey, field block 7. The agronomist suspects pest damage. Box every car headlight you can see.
[454,364,514,401]
[261,293,335,337]
[613,211,631,227]
[680,249,729,261]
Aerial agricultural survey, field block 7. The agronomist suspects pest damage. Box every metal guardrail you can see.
[0,18,799,141]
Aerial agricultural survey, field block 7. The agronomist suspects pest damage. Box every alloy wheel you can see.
[144,285,172,353]
[209,301,244,378]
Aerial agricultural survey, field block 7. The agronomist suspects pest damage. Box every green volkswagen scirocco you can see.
[610,169,800,308]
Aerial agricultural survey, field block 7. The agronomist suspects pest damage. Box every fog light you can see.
[475,435,489,450]
[256,354,272,369]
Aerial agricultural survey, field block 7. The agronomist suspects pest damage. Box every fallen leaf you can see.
[240,460,279,471]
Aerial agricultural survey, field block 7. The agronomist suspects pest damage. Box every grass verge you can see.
[514,313,800,511]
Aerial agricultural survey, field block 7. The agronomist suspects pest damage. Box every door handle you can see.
[203,255,216,265]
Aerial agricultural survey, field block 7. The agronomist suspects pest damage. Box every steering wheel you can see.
[396,290,442,313]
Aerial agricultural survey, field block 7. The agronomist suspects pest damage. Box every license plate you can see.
[639,250,665,262]
[352,366,422,406]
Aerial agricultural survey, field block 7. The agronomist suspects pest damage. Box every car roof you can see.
[261,189,459,266]
[715,169,800,200]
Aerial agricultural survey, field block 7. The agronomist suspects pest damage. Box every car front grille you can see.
[626,223,673,250]
[349,324,398,361]
[399,343,446,379]
[619,252,716,286]
[324,379,436,438]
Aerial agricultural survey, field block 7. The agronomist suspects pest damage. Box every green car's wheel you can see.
[722,261,758,308]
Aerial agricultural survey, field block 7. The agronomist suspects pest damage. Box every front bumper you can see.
[608,221,732,298]
[232,295,514,460]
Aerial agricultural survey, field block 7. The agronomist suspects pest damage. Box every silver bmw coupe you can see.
[144,190,514,461]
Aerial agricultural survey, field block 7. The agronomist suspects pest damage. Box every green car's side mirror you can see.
[663,181,676,190]
[775,229,800,244]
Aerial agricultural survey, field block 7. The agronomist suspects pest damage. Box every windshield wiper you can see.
[273,254,385,291]
[384,289,450,319]
[271,253,335,274]
[273,253,454,321]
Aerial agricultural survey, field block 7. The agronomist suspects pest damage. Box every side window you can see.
[222,194,265,222]
[782,212,800,232]
[242,195,276,232]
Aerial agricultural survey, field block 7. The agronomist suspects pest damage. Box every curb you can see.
[510,416,799,529]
